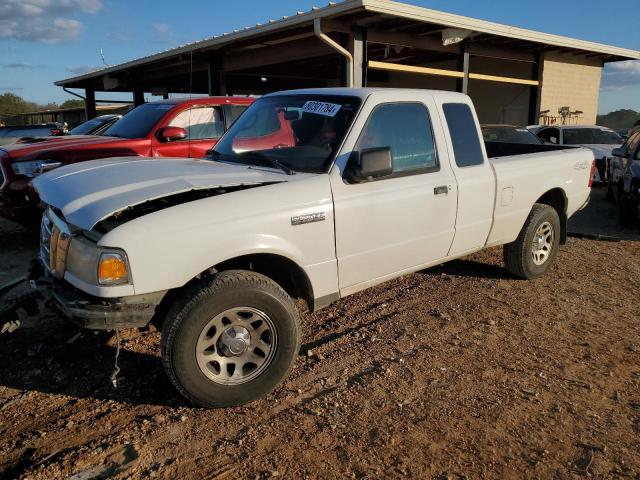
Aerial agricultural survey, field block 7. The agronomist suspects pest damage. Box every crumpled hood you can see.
[32,157,287,230]
[579,144,621,159]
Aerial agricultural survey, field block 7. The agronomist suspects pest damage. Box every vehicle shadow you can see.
[0,318,188,408]
[420,258,513,280]
[568,187,640,242]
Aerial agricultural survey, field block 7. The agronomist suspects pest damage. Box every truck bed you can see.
[486,144,593,248]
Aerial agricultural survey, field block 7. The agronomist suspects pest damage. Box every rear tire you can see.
[503,204,561,279]
[161,270,300,408]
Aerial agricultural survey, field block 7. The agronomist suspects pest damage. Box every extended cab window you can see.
[356,103,438,173]
[442,103,484,167]
[169,106,223,140]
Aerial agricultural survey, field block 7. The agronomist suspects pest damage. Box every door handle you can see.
[434,185,449,195]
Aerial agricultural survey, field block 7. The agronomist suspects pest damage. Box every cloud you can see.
[0,0,103,44]
[601,60,640,92]
[107,31,131,43]
[4,61,44,69]
[65,65,102,75]
[150,22,177,43]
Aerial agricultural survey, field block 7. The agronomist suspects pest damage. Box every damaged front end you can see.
[0,208,168,332]
[93,183,275,234]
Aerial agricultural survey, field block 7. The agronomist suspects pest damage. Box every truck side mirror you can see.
[347,147,393,183]
[611,147,626,158]
[159,126,187,142]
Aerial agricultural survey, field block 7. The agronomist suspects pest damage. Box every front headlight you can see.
[65,236,131,286]
[12,160,62,177]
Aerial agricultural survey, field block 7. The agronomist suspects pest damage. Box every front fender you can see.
[97,175,338,300]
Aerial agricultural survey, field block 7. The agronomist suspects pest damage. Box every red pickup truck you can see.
[0,96,253,224]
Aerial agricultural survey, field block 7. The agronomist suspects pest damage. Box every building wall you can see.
[539,52,602,125]
[468,81,531,125]
[467,57,535,125]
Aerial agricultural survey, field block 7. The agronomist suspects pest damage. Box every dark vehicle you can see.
[0,123,65,146]
[67,114,122,136]
[608,130,640,225]
[482,125,544,144]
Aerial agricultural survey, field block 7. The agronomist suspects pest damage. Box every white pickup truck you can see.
[32,88,594,407]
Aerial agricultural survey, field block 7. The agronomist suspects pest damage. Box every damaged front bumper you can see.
[1,260,166,330]
[50,281,166,330]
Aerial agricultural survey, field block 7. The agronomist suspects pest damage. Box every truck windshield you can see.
[103,103,174,139]
[563,128,622,145]
[212,95,361,174]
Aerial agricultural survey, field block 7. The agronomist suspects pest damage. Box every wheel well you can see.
[150,254,314,331]
[213,254,314,310]
[535,188,568,244]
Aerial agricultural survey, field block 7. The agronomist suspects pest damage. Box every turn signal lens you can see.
[98,253,129,285]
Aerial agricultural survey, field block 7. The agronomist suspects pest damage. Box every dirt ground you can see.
[0,187,639,480]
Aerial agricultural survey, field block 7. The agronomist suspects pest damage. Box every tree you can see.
[596,109,640,130]
[60,99,85,109]
[0,92,38,117]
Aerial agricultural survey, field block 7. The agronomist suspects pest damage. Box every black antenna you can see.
[100,48,109,67]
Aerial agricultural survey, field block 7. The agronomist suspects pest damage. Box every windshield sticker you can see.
[302,101,342,117]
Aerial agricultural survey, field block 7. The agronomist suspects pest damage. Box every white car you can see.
[32,88,594,407]
[531,125,623,182]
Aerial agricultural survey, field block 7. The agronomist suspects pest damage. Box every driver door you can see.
[152,106,224,158]
[330,94,458,294]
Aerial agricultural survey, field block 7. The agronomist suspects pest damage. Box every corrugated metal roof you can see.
[55,0,639,87]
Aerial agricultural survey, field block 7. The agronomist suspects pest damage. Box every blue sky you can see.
[1,0,638,114]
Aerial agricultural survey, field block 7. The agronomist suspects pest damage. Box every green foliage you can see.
[0,92,39,117]
[0,94,88,126]
[60,99,85,109]
[596,109,640,130]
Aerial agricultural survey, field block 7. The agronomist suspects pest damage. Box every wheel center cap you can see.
[219,326,251,356]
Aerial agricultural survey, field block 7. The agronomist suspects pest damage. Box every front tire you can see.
[161,270,300,408]
[503,204,561,279]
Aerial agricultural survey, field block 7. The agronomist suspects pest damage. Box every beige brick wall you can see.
[539,52,603,125]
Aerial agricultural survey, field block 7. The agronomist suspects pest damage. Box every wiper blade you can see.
[241,152,295,176]
[265,157,295,176]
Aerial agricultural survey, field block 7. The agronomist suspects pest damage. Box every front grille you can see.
[40,209,71,279]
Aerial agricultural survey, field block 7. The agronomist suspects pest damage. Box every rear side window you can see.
[442,103,484,167]
[356,102,438,173]
[169,106,224,140]
[223,105,249,128]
